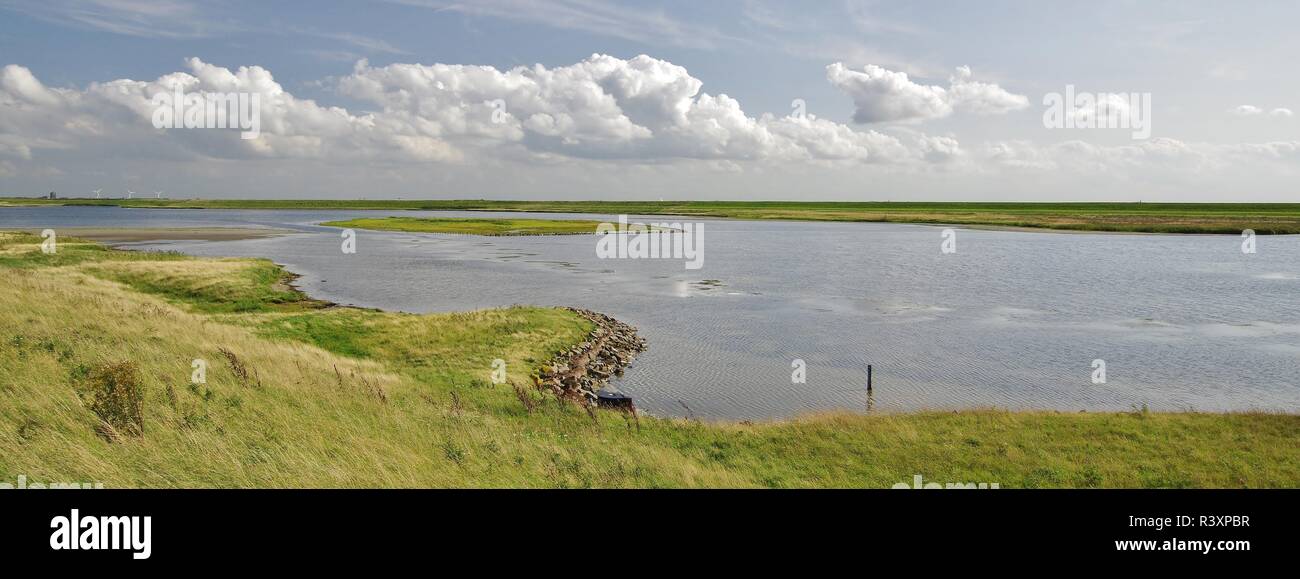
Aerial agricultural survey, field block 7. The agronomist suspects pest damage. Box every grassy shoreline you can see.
[0,226,293,242]
[2,231,1298,488]
[7,198,1300,234]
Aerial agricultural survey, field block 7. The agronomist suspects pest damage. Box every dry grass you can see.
[82,361,145,439]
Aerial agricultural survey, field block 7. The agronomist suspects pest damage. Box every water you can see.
[5,205,1298,420]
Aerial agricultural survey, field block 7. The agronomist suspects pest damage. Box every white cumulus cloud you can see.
[826,63,1028,123]
[1,54,960,167]
[1229,105,1294,119]
[329,53,937,163]
[3,55,1298,201]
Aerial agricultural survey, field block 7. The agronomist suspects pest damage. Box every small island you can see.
[321,216,606,236]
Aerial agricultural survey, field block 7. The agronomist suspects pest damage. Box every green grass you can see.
[2,231,1298,488]
[0,232,323,313]
[83,259,326,314]
[8,198,1300,233]
[322,216,605,235]
[0,233,185,270]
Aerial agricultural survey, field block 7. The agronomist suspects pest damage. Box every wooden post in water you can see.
[866,364,874,412]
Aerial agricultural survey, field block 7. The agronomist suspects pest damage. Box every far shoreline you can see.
[6,198,1300,235]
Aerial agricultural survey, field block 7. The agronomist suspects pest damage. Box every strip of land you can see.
[0,227,293,242]
[1,231,1297,488]
[322,216,604,235]
[6,198,1300,234]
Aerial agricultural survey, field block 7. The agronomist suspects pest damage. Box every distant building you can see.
[47,192,57,200]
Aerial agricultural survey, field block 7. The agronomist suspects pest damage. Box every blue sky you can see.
[1,0,1297,200]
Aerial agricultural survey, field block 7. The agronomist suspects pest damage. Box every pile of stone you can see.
[534,307,646,405]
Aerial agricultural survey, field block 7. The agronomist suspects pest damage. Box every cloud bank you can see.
[1,54,1298,200]
[2,55,959,166]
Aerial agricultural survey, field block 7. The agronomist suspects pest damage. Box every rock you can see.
[532,307,646,406]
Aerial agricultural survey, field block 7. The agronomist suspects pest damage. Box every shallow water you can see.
[5,205,1298,419]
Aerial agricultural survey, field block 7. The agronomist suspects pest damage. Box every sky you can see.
[0,0,1297,201]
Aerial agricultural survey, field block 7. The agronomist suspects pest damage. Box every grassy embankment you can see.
[1,231,1298,488]
[7,198,1300,234]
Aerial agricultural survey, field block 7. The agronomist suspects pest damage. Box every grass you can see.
[8,198,1300,234]
[0,232,324,313]
[1,230,1298,487]
[83,259,328,313]
[322,216,606,235]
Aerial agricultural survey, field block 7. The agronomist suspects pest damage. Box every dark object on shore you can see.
[596,388,635,410]
[868,364,873,393]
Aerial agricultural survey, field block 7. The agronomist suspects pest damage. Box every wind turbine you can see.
[154,190,163,199]
[92,189,102,199]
